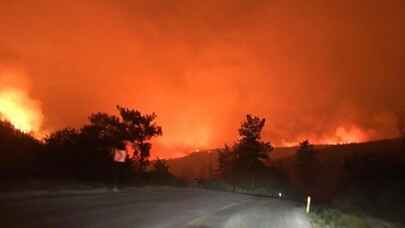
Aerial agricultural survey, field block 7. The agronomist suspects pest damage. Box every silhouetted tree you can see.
[82,112,125,150]
[77,106,162,177]
[117,106,163,174]
[0,120,41,178]
[296,140,316,165]
[217,146,231,178]
[295,140,318,194]
[217,114,273,189]
[235,115,273,187]
[43,128,82,177]
[217,145,237,191]
[38,106,162,181]
[78,112,126,179]
[238,114,267,142]
[42,127,116,180]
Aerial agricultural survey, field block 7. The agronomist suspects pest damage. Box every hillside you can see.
[167,138,405,190]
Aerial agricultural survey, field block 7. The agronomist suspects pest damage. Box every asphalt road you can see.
[0,187,311,228]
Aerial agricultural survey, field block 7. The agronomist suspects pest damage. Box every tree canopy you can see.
[39,105,163,180]
[217,114,273,188]
[0,120,41,178]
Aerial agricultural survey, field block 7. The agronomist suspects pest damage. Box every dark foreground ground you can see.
[0,187,310,228]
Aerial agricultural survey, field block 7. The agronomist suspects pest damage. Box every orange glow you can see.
[325,126,368,144]
[156,123,212,152]
[0,88,43,133]
[0,0,403,158]
[280,125,370,147]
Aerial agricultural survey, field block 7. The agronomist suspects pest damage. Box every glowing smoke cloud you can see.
[0,69,43,133]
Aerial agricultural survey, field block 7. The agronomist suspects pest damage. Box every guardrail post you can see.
[306,196,311,213]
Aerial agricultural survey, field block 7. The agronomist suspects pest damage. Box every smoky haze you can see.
[0,0,404,157]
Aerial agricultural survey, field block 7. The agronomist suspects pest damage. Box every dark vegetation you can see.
[0,106,179,187]
[170,115,405,226]
[1,109,405,225]
[217,115,273,191]
[0,120,41,179]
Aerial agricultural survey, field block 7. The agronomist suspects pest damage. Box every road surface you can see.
[0,187,311,228]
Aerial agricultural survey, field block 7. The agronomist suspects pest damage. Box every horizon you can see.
[1,0,404,158]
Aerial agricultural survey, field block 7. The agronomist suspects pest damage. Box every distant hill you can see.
[166,149,218,181]
[167,138,405,183]
[165,145,301,180]
[165,144,322,180]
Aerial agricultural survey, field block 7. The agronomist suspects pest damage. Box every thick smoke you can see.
[0,0,404,157]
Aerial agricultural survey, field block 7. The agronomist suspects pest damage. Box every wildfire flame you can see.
[280,125,370,147]
[0,88,43,133]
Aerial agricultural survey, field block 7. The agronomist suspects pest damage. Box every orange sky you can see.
[0,0,404,158]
